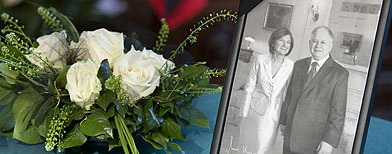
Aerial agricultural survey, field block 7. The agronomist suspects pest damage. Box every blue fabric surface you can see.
[0,92,391,153]
[363,117,392,154]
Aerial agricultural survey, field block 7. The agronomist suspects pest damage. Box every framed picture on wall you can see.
[341,32,363,55]
[211,0,392,154]
[264,2,293,30]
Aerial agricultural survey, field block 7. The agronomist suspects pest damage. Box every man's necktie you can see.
[306,62,319,86]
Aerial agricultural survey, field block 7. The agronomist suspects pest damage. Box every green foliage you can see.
[31,98,53,138]
[37,7,79,42]
[178,64,206,79]
[57,125,87,151]
[55,65,70,88]
[1,12,33,47]
[4,32,31,54]
[124,33,145,51]
[179,104,209,128]
[96,90,116,111]
[80,108,113,138]
[141,135,172,154]
[161,118,185,141]
[168,10,237,61]
[12,87,46,144]
[0,7,237,154]
[105,75,132,106]
[114,113,140,154]
[97,59,112,85]
[153,19,169,53]
[37,7,63,32]
[207,68,227,78]
[143,108,162,132]
[0,43,41,78]
[0,63,19,84]
[108,138,121,151]
[0,78,16,135]
[45,103,77,151]
[79,118,106,137]
[168,142,182,151]
[151,132,169,146]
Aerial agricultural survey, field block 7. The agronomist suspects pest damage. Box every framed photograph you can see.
[264,2,293,30]
[341,32,363,55]
[211,0,392,154]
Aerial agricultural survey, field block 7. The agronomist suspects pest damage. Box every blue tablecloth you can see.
[0,93,391,154]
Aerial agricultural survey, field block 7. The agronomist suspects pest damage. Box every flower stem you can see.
[115,115,130,154]
[114,114,139,154]
[167,11,237,61]
[6,20,33,46]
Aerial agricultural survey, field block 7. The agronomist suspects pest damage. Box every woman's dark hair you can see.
[268,27,294,56]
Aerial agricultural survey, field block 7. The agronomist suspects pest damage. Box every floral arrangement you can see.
[0,7,236,154]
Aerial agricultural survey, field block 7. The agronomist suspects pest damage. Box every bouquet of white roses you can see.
[0,6,236,154]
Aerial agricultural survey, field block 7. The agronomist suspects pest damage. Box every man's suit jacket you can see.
[279,56,349,154]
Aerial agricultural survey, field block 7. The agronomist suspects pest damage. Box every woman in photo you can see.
[239,27,294,154]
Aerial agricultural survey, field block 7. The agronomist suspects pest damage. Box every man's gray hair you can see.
[311,26,334,40]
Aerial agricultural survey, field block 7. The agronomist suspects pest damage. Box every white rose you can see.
[26,31,67,69]
[65,59,102,110]
[71,28,124,67]
[141,47,175,72]
[112,47,174,103]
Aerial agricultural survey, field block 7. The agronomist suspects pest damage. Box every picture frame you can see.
[264,2,293,31]
[341,32,363,55]
[211,0,392,154]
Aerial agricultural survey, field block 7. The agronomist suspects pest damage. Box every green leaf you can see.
[55,65,70,88]
[0,77,12,91]
[12,87,44,144]
[58,125,87,150]
[171,106,182,118]
[96,90,115,111]
[133,104,144,117]
[144,98,153,111]
[116,104,128,118]
[32,98,52,127]
[162,118,186,141]
[0,43,28,61]
[168,142,182,151]
[177,117,190,128]
[124,36,144,51]
[144,109,161,132]
[158,107,170,117]
[179,104,209,128]
[141,136,172,154]
[31,98,53,137]
[151,132,169,146]
[0,131,13,137]
[178,65,206,79]
[80,119,105,137]
[108,138,121,151]
[80,111,113,138]
[48,7,79,42]
[107,106,115,118]
[159,101,174,109]
[91,107,111,119]
[64,107,84,127]
[37,109,54,138]
[0,63,19,84]
[0,103,15,132]
[70,107,84,120]
[47,79,56,95]
[97,59,111,84]
[0,89,15,106]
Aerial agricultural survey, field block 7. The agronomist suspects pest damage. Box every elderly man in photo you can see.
[279,26,349,154]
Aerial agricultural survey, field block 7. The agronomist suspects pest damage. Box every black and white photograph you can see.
[215,0,389,154]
